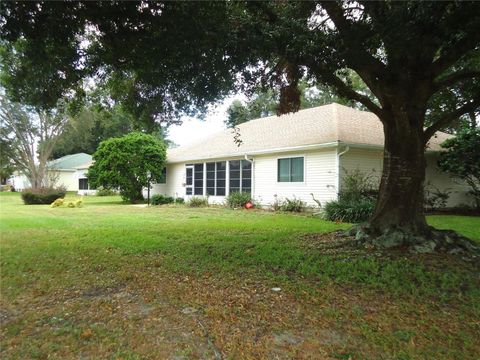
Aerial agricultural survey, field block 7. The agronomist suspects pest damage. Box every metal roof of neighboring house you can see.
[47,153,92,171]
[167,103,453,163]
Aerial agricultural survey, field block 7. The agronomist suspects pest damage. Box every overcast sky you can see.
[167,95,244,147]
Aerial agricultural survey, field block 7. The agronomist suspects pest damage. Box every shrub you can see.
[21,187,67,205]
[151,194,174,205]
[88,132,167,203]
[424,184,451,212]
[279,197,306,212]
[187,196,208,207]
[339,168,379,202]
[226,191,251,209]
[175,197,185,204]
[96,187,118,196]
[323,198,375,223]
[50,198,65,207]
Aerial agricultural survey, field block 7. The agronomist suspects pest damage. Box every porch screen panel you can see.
[229,160,251,193]
[229,160,240,193]
[186,167,193,195]
[241,160,252,193]
[216,161,226,196]
[194,164,204,195]
[206,162,215,195]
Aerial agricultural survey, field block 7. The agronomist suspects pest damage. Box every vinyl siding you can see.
[253,149,338,207]
[340,148,472,207]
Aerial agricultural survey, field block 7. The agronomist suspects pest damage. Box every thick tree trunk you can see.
[351,106,479,255]
[369,115,429,236]
[354,107,436,248]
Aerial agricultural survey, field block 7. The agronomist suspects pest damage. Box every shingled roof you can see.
[167,103,452,163]
[47,153,92,170]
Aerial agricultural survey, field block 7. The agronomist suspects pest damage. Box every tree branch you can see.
[433,69,480,91]
[424,97,480,140]
[307,62,383,117]
[431,33,480,77]
[320,1,386,77]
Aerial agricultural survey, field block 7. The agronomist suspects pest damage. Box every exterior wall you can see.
[9,173,30,191]
[51,170,77,191]
[75,169,97,195]
[253,149,338,207]
[340,148,472,207]
[339,148,383,190]
[152,149,338,208]
[425,154,473,207]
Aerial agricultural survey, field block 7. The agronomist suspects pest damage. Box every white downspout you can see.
[244,154,254,199]
[336,145,350,199]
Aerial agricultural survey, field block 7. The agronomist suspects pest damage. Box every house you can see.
[151,103,471,208]
[9,153,93,192]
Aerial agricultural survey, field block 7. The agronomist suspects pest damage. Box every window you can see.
[194,163,204,195]
[278,157,304,182]
[186,166,193,195]
[229,160,251,193]
[158,167,167,184]
[206,161,226,196]
[79,178,89,190]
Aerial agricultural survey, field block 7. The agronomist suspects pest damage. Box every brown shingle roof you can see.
[167,103,452,163]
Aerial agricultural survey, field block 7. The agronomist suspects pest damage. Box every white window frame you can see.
[276,155,306,184]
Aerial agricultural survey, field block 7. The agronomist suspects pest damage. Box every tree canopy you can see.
[438,128,480,208]
[88,132,166,203]
[226,77,367,128]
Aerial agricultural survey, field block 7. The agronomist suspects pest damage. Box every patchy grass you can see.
[1,193,479,359]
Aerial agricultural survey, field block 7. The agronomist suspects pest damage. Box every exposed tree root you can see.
[343,224,480,257]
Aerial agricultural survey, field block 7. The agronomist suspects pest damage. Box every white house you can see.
[151,103,471,208]
[10,153,93,192]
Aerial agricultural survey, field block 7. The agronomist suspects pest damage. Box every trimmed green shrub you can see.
[151,194,174,205]
[187,196,208,207]
[174,197,185,204]
[21,187,67,205]
[280,197,306,212]
[225,191,251,209]
[96,187,118,196]
[323,199,375,223]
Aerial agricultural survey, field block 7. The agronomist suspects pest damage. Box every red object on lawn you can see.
[245,201,253,209]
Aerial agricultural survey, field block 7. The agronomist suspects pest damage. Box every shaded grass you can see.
[1,193,479,359]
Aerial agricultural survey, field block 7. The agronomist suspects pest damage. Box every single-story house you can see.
[9,153,93,192]
[151,103,471,208]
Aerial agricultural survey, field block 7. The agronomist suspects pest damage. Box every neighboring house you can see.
[74,160,96,195]
[9,153,93,192]
[151,103,471,208]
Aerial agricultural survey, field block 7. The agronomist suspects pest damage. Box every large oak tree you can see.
[1,1,479,248]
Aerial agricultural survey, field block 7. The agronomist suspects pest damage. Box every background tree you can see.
[226,75,369,128]
[52,104,134,158]
[87,132,166,203]
[0,96,68,188]
[438,128,480,209]
[1,2,479,248]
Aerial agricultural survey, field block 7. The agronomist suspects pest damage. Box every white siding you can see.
[253,149,338,207]
[340,148,472,207]
[425,154,473,207]
[151,150,337,207]
[51,171,78,191]
[339,148,383,191]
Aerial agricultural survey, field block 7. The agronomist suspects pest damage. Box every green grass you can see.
[1,192,479,359]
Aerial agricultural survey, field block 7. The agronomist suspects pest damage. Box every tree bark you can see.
[368,109,431,241]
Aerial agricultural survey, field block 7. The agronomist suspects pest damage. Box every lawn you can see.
[1,192,479,359]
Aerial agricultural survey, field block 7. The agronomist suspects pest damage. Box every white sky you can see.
[167,95,245,147]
